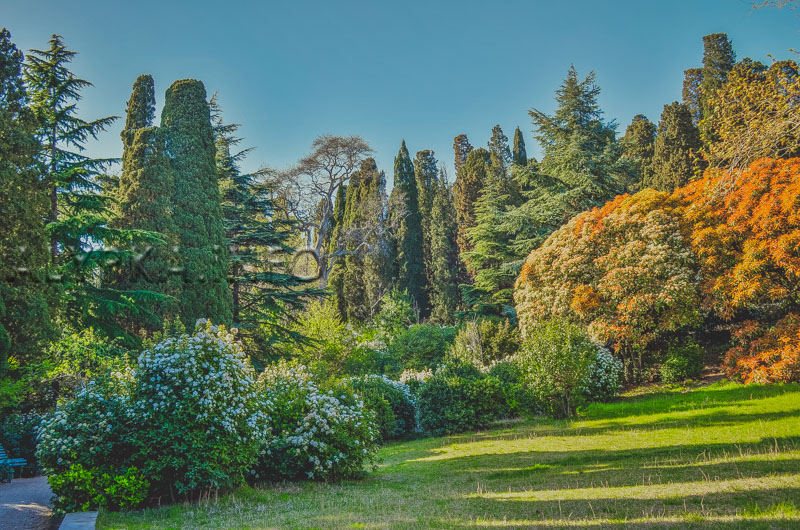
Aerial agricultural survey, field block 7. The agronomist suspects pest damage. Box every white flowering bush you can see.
[253,362,378,481]
[343,375,416,439]
[580,347,624,402]
[399,368,433,395]
[132,319,266,496]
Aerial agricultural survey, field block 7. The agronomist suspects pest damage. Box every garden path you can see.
[0,475,54,529]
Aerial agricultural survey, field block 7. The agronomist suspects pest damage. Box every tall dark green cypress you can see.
[700,33,736,142]
[682,68,703,125]
[647,102,700,192]
[620,114,656,192]
[453,134,472,175]
[487,125,512,170]
[414,149,438,297]
[428,172,460,323]
[0,28,55,367]
[161,79,232,326]
[453,147,491,261]
[389,141,427,316]
[512,126,527,167]
[327,184,347,315]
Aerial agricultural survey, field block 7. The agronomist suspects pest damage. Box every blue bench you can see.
[0,443,27,476]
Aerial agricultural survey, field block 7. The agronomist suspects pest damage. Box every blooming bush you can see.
[253,362,378,481]
[581,347,624,402]
[132,319,266,496]
[399,368,433,395]
[343,375,416,440]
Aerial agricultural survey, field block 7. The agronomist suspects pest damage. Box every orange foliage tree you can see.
[515,190,702,381]
[677,157,800,382]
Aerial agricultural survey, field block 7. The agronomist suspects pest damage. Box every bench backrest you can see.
[0,444,7,460]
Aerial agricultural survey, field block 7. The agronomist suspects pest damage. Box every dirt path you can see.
[0,475,55,530]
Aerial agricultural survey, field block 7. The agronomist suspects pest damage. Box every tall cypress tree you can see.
[428,171,460,323]
[682,68,703,125]
[0,28,55,367]
[647,102,700,192]
[700,33,736,143]
[414,149,438,296]
[454,148,491,262]
[327,184,347,315]
[512,126,527,167]
[388,141,427,316]
[161,79,232,326]
[620,114,656,192]
[487,125,512,169]
[453,134,473,175]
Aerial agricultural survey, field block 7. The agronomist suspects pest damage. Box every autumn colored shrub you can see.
[724,315,800,384]
[515,189,702,381]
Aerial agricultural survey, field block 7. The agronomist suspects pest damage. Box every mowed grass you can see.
[100,382,800,528]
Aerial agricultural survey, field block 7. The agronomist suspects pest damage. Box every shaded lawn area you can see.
[99,382,800,528]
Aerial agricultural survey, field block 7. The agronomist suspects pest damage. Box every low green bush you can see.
[389,324,456,370]
[48,464,149,513]
[660,338,705,383]
[448,319,521,369]
[343,375,416,440]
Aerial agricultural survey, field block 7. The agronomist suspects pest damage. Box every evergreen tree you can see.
[529,65,621,210]
[327,184,347,316]
[512,126,528,167]
[620,114,656,192]
[428,172,460,323]
[115,75,178,329]
[341,158,389,320]
[26,35,163,342]
[388,141,427,316]
[161,79,232,326]
[414,149,438,293]
[453,134,472,175]
[647,102,700,192]
[212,99,320,356]
[487,124,512,169]
[700,33,736,142]
[0,28,55,367]
[453,148,491,262]
[682,67,703,125]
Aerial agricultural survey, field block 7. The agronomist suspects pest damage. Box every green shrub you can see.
[514,319,599,418]
[373,289,416,339]
[132,319,266,496]
[448,319,521,369]
[0,412,42,477]
[416,363,507,435]
[389,324,456,370]
[47,464,149,513]
[253,362,379,481]
[0,462,12,483]
[343,375,416,439]
[581,347,624,402]
[661,339,705,383]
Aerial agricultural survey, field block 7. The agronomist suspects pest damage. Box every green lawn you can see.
[100,382,800,528]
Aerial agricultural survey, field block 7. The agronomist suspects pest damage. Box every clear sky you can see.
[3,0,798,179]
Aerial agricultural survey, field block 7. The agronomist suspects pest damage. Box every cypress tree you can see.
[453,134,473,175]
[700,33,736,142]
[0,28,55,366]
[512,126,527,167]
[620,114,656,192]
[647,102,700,192]
[123,74,155,141]
[414,149,438,294]
[454,148,491,262]
[682,68,703,125]
[428,172,460,323]
[487,124,512,170]
[388,141,427,316]
[161,79,232,326]
[327,184,347,315]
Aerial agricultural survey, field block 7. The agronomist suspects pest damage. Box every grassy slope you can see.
[100,382,800,528]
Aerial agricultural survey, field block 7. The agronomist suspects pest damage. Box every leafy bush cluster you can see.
[48,464,148,513]
[343,375,416,440]
[253,362,379,481]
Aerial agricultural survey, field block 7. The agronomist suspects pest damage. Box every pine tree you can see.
[682,68,703,125]
[646,102,700,192]
[453,148,491,263]
[428,171,460,323]
[26,35,164,342]
[341,158,389,320]
[211,99,320,356]
[700,33,736,143]
[620,114,656,192]
[414,149,438,294]
[512,126,527,167]
[529,65,621,210]
[161,79,232,326]
[487,125,512,169]
[453,134,472,175]
[0,28,55,366]
[388,141,427,316]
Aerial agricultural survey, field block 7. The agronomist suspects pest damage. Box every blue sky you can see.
[3,0,798,179]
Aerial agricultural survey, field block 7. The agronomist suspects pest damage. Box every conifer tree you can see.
[512,126,527,167]
[388,141,427,316]
[620,114,656,192]
[454,148,491,262]
[26,35,163,342]
[529,65,621,210]
[327,184,347,313]
[414,149,438,293]
[428,172,460,323]
[647,102,700,192]
[682,68,703,125]
[700,33,736,143]
[0,28,55,366]
[487,124,512,169]
[453,134,473,175]
[161,79,232,326]
[212,99,320,354]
